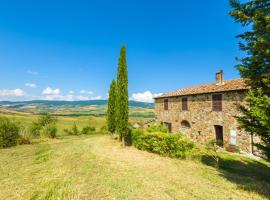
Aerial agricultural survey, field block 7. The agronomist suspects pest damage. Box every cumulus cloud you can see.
[0,89,25,97]
[0,88,26,101]
[80,90,93,95]
[42,87,61,95]
[25,83,37,88]
[130,91,163,103]
[40,94,101,101]
[40,87,99,101]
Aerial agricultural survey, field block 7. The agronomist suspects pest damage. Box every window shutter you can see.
[182,97,188,111]
[164,99,168,110]
[212,94,222,111]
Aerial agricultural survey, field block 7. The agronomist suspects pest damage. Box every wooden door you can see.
[214,125,223,147]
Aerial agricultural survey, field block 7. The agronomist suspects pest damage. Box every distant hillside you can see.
[0,100,154,117]
[0,100,153,108]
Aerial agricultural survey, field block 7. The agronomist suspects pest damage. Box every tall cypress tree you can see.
[116,46,129,145]
[230,0,270,159]
[107,79,117,135]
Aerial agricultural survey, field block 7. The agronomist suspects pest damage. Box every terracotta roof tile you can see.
[154,78,249,99]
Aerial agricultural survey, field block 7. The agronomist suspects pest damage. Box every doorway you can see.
[214,125,223,147]
[163,122,172,133]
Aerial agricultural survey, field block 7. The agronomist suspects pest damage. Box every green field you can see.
[0,110,107,135]
[0,134,270,200]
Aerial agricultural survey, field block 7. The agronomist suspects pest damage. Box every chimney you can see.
[216,70,224,85]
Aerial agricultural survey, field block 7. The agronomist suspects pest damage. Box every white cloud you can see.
[0,89,26,100]
[69,90,74,94]
[40,94,95,101]
[90,96,102,100]
[27,70,38,75]
[130,91,163,103]
[80,90,93,95]
[42,87,61,95]
[25,83,37,88]
[0,89,25,97]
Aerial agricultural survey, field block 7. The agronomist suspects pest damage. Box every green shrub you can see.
[146,124,168,133]
[0,117,20,148]
[72,123,80,135]
[40,124,57,138]
[30,114,57,137]
[18,126,32,145]
[64,123,80,136]
[81,126,96,135]
[132,129,195,158]
[63,128,71,135]
[100,125,108,133]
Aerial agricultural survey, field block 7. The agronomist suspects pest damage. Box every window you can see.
[181,120,191,129]
[212,94,222,111]
[164,99,168,110]
[182,97,188,111]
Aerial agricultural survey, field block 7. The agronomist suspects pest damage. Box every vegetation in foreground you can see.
[0,134,269,200]
[230,0,270,159]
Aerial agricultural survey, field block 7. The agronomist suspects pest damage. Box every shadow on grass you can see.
[201,155,270,198]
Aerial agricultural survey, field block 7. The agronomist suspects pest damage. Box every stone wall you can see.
[155,90,253,153]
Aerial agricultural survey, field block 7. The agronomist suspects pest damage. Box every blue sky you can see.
[0,0,244,102]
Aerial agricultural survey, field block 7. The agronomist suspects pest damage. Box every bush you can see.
[81,126,96,135]
[132,129,195,158]
[71,123,80,135]
[0,117,20,148]
[146,124,168,133]
[30,114,57,137]
[100,125,108,133]
[65,123,81,135]
[18,126,32,145]
[40,124,57,138]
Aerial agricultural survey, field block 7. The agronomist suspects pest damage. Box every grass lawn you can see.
[0,135,269,200]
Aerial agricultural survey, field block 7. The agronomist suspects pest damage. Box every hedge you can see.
[132,129,195,158]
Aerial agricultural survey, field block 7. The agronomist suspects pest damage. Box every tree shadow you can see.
[201,155,270,198]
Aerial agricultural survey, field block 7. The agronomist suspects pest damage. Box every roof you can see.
[154,78,249,99]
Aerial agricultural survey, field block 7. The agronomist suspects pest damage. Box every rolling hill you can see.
[0,100,154,117]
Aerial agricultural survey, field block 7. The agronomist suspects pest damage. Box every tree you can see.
[116,46,129,146]
[72,123,79,135]
[107,79,117,135]
[230,0,270,159]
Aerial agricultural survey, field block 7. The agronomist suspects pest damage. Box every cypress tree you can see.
[230,0,270,159]
[116,46,129,146]
[107,79,117,135]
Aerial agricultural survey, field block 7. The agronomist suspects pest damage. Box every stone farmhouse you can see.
[154,70,255,153]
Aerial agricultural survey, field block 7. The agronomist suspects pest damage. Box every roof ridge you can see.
[154,78,248,99]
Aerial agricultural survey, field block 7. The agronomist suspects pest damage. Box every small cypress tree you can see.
[116,46,129,146]
[72,123,79,135]
[107,79,117,135]
[230,0,270,158]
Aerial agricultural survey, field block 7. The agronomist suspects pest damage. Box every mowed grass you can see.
[0,135,270,200]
